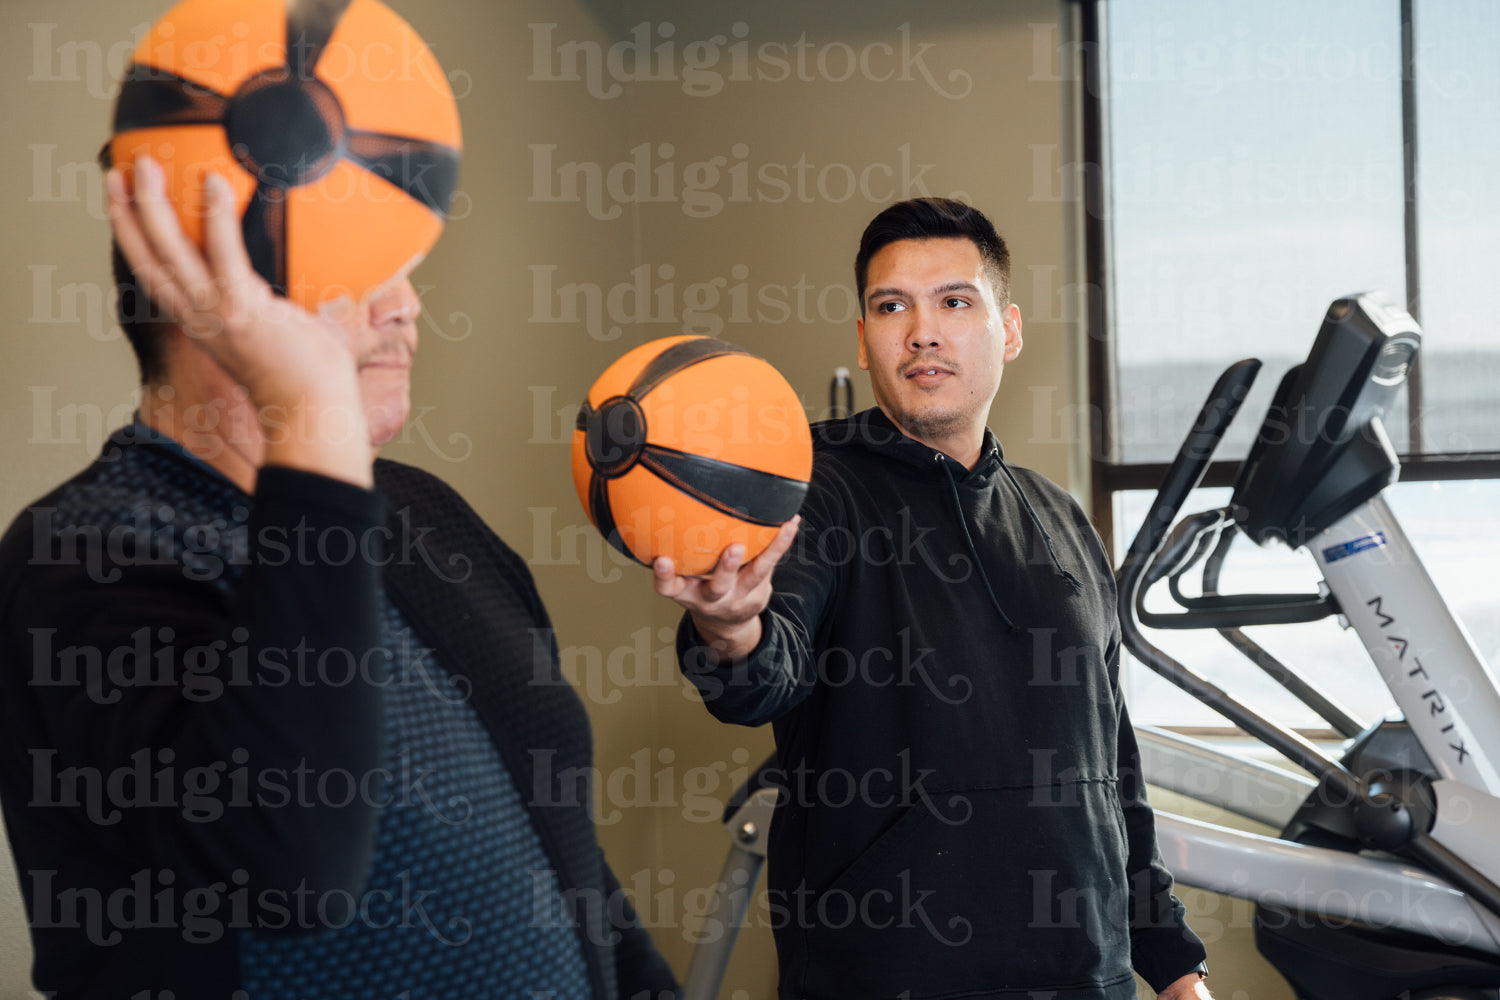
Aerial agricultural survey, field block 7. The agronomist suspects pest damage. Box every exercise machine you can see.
[1120,292,1500,999]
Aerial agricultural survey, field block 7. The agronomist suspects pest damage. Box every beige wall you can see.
[0,1,1288,998]
[617,2,1094,991]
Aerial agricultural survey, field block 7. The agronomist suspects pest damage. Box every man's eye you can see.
[944,297,970,309]
[877,301,906,314]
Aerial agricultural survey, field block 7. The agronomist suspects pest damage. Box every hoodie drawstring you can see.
[995,460,1084,592]
[938,454,1020,632]
[937,450,1086,632]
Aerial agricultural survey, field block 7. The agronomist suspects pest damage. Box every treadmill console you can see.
[1231,292,1421,547]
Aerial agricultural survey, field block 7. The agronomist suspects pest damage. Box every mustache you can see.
[357,337,415,368]
[898,355,960,377]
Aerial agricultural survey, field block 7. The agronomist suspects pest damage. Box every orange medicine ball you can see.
[106,0,462,310]
[572,336,814,577]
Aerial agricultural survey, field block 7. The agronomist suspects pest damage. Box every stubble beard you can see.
[897,400,968,443]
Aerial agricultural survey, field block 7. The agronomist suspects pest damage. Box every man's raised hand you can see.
[653,516,800,662]
[107,154,373,486]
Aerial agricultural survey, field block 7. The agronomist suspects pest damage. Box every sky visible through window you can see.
[1107,0,1499,463]
[1105,1,1500,730]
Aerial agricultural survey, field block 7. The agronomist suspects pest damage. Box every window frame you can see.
[1075,0,1500,556]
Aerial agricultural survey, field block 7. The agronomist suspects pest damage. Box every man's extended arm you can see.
[652,516,799,663]
[660,514,820,728]
[661,445,874,726]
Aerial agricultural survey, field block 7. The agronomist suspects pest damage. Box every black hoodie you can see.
[680,408,1206,1000]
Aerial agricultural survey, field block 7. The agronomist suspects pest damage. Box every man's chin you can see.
[897,405,965,442]
[364,399,411,450]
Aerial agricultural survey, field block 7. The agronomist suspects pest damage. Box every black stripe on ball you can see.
[347,131,461,217]
[287,0,355,79]
[628,338,754,401]
[588,474,641,565]
[638,445,808,527]
[242,184,289,296]
[113,65,230,132]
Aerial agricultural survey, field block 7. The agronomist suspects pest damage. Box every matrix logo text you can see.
[528,22,973,100]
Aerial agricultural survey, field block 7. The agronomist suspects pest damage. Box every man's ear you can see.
[857,317,869,371]
[1002,303,1022,362]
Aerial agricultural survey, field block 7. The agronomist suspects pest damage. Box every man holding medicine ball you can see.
[0,121,677,1000]
[657,198,1212,1000]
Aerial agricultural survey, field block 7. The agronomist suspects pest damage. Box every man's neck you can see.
[932,436,984,470]
[139,382,264,493]
[878,408,986,470]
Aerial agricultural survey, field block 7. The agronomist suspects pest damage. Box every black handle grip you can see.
[1121,359,1262,574]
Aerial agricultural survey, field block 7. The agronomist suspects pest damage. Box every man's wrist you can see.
[690,612,763,663]
[260,398,374,488]
[1156,964,1210,1000]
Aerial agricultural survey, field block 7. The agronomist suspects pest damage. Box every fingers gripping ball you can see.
[107,0,462,310]
[572,336,814,576]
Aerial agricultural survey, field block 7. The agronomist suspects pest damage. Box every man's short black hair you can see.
[854,198,1011,316]
[112,242,170,385]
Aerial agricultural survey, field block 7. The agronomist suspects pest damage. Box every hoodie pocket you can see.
[799,784,1133,1000]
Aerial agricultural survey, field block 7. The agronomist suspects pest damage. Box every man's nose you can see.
[908,305,942,350]
[369,277,421,327]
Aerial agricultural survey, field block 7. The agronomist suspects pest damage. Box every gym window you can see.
[1074,0,1500,733]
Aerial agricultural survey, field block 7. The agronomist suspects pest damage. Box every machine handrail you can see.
[1116,359,1362,794]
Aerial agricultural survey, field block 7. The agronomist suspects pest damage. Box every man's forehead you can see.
[865,237,992,295]
[870,236,981,265]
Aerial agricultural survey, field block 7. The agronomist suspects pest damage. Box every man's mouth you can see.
[903,361,955,383]
[359,356,411,371]
[358,341,415,370]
